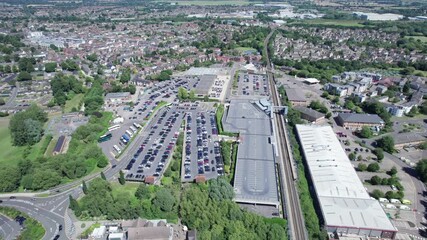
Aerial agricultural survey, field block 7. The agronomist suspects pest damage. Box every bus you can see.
[126,130,134,137]
[113,145,121,154]
[130,126,137,133]
[108,124,121,132]
[98,133,112,143]
[133,123,142,129]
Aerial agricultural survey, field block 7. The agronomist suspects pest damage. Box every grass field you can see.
[404,36,427,43]
[44,136,58,157]
[158,0,259,5]
[64,93,83,113]
[0,119,25,166]
[298,19,366,27]
[235,47,257,53]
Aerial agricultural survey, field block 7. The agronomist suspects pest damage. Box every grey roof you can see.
[294,106,325,120]
[338,113,384,124]
[393,132,426,145]
[127,226,172,240]
[296,125,397,232]
[285,88,306,102]
[195,75,216,95]
[223,100,279,206]
[105,92,130,99]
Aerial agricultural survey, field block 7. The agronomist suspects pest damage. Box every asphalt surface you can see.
[0,214,21,240]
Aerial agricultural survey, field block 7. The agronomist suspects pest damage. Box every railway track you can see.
[264,29,307,240]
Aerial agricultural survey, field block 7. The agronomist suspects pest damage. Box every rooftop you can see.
[338,113,384,124]
[393,132,426,145]
[296,124,396,232]
[105,92,130,99]
[294,106,325,120]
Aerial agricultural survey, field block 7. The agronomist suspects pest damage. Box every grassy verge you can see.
[37,134,52,157]
[162,132,184,186]
[215,104,238,137]
[64,93,84,113]
[44,136,57,157]
[80,223,101,239]
[233,71,239,89]
[0,207,45,240]
[296,19,366,27]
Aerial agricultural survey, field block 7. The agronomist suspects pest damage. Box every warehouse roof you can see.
[105,92,130,99]
[294,106,324,120]
[338,113,384,124]
[393,132,426,145]
[296,124,396,232]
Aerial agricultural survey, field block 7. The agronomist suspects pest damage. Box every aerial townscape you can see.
[0,0,427,239]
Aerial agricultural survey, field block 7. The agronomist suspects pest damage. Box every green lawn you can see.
[64,93,84,113]
[111,182,139,199]
[404,36,427,43]
[298,19,366,27]
[159,0,260,5]
[235,47,257,53]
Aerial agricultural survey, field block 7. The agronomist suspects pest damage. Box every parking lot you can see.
[124,106,184,182]
[181,108,223,182]
[236,72,269,96]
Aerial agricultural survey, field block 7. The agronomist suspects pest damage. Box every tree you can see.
[119,170,125,185]
[153,188,175,212]
[135,184,150,200]
[367,162,380,172]
[332,96,340,104]
[376,136,395,153]
[189,89,196,101]
[371,189,385,199]
[44,62,57,72]
[373,148,384,161]
[348,152,356,161]
[0,98,5,106]
[406,106,419,117]
[357,155,363,161]
[82,180,88,194]
[208,177,235,201]
[357,163,367,171]
[388,166,398,176]
[177,87,188,101]
[69,195,81,216]
[321,91,329,98]
[9,104,47,146]
[86,53,98,62]
[100,172,106,180]
[0,166,21,192]
[415,159,427,183]
[359,126,372,138]
[31,170,61,190]
[370,175,382,185]
[17,71,32,81]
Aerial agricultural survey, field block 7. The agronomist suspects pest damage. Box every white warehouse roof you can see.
[295,124,397,233]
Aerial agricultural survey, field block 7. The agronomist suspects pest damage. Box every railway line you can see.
[264,29,307,240]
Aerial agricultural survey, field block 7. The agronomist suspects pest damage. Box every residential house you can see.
[324,83,348,97]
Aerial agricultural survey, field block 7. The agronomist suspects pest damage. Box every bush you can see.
[357,163,367,171]
[367,163,380,172]
[371,189,385,199]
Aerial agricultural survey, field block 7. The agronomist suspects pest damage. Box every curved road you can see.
[0,214,21,240]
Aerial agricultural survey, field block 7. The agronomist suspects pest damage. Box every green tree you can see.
[348,152,356,161]
[86,53,98,62]
[189,89,196,101]
[357,163,367,171]
[17,71,32,81]
[69,195,81,216]
[119,170,125,185]
[44,62,57,72]
[31,170,61,190]
[153,188,175,212]
[135,184,150,200]
[82,180,88,194]
[367,162,380,172]
[208,177,235,201]
[388,166,398,176]
[0,166,21,192]
[177,87,188,101]
[373,148,384,161]
[9,104,47,146]
[100,172,106,180]
[370,175,382,185]
[415,159,427,183]
[321,91,329,98]
[359,126,373,138]
[406,106,419,117]
[371,189,385,199]
[376,136,395,153]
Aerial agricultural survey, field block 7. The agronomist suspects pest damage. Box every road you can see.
[0,214,21,240]
[264,29,307,240]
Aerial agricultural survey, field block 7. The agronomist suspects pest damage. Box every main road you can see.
[264,29,307,240]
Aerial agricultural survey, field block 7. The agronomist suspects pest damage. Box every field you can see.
[158,0,259,5]
[64,93,83,113]
[297,19,366,27]
[404,36,427,43]
[235,47,257,53]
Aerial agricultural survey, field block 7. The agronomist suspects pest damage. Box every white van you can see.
[379,198,389,203]
[390,199,401,204]
[386,204,397,209]
[399,205,411,210]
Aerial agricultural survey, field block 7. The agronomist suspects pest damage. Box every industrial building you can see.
[294,106,325,124]
[337,113,384,130]
[285,88,308,106]
[296,125,397,239]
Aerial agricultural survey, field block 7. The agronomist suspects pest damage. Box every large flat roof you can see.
[224,100,279,206]
[295,124,396,232]
[285,88,307,102]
